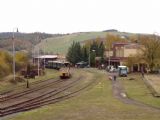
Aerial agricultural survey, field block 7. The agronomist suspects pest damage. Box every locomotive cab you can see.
[59,67,71,79]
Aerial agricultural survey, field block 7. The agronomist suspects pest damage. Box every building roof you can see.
[112,42,130,46]
[35,55,58,59]
[48,60,69,64]
[124,44,142,49]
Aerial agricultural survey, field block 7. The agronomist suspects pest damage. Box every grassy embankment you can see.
[4,69,160,120]
[145,75,160,94]
[0,69,59,92]
[120,73,160,107]
[36,32,107,55]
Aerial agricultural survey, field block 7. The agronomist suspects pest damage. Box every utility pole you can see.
[88,46,91,67]
[12,28,19,81]
[36,34,40,77]
[43,39,46,69]
[37,45,40,77]
[108,38,111,67]
[32,44,35,66]
[108,48,110,67]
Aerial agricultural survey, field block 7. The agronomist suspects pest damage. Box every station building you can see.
[105,42,146,72]
[33,55,58,65]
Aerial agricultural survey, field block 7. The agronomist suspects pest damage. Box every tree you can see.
[67,40,105,66]
[66,42,74,63]
[125,55,139,72]
[90,51,96,66]
[15,52,29,71]
[66,41,82,64]
[0,50,29,78]
[81,46,88,62]
[105,33,126,49]
[91,40,99,55]
[98,41,105,57]
[139,35,160,71]
[0,50,12,77]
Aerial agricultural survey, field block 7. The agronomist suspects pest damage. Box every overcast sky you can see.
[0,0,160,34]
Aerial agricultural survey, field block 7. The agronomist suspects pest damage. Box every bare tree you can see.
[140,35,160,72]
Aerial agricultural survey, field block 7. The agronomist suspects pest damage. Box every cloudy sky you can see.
[0,0,160,34]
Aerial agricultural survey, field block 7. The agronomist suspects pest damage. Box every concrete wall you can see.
[115,47,124,57]
[124,48,138,57]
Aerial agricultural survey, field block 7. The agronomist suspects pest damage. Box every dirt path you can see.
[110,74,160,111]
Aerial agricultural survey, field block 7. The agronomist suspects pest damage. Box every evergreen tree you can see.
[98,41,105,57]
[82,46,88,62]
[66,42,75,63]
[90,50,96,66]
[74,42,82,63]
[66,40,105,66]
[91,41,98,55]
[66,41,82,64]
[90,41,105,66]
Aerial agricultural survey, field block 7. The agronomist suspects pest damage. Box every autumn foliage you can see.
[0,50,29,78]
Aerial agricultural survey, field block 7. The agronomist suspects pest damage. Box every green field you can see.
[36,32,107,55]
[3,69,160,120]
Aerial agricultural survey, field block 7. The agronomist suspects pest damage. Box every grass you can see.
[36,32,107,55]
[0,69,59,92]
[145,75,160,94]
[120,73,160,107]
[3,69,160,120]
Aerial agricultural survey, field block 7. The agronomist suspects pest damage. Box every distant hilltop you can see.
[103,29,118,32]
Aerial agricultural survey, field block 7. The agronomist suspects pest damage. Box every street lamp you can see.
[43,39,46,69]
[12,28,19,81]
[32,44,36,66]
[88,46,95,67]
[108,44,111,68]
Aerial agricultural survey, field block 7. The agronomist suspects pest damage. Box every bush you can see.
[9,76,25,84]
[0,50,29,78]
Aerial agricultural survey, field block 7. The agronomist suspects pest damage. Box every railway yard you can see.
[0,68,96,117]
[1,68,160,120]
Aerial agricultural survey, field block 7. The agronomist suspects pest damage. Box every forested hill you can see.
[0,32,53,43]
[0,32,63,51]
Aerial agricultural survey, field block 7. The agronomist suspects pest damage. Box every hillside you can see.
[35,31,136,55]
[0,30,145,55]
[0,32,61,52]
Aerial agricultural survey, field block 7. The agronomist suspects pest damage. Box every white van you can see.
[118,66,128,77]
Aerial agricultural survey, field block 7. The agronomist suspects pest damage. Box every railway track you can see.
[0,82,75,116]
[0,79,63,102]
[0,77,79,108]
[0,77,81,109]
[7,78,95,116]
[0,73,96,117]
[0,77,60,96]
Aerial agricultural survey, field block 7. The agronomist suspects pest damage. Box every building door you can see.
[133,64,138,72]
